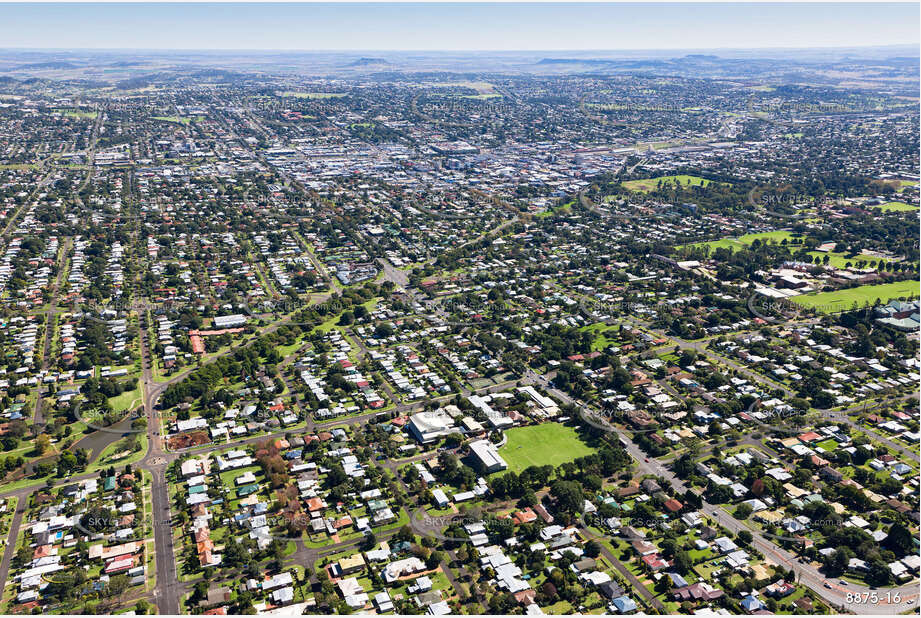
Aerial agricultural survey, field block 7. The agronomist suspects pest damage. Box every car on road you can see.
[839,580,848,586]
[908,599,915,605]
[644,458,649,462]
[823,582,832,588]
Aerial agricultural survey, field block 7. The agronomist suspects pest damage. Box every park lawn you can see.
[791,280,921,313]
[683,230,800,252]
[498,423,597,474]
[622,175,724,192]
[314,312,346,334]
[108,384,142,413]
[874,201,918,212]
[87,434,148,473]
[580,322,624,351]
[277,339,305,359]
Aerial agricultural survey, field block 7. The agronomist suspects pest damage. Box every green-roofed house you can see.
[237,483,259,498]
[367,499,387,512]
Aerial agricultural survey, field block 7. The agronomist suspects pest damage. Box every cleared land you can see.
[791,280,920,313]
[498,423,596,473]
[622,175,721,192]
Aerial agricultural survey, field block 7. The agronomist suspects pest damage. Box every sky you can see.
[0,2,917,51]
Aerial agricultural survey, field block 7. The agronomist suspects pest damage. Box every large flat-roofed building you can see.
[469,439,508,473]
[213,314,247,328]
[408,409,456,444]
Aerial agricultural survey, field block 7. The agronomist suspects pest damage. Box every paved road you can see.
[580,525,665,611]
[136,313,181,613]
[821,397,920,462]
[583,296,920,463]
[544,375,919,615]
[32,238,72,428]
[0,495,28,603]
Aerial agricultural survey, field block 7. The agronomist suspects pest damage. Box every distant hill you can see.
[348,57,392,67]
[5,61,79,71]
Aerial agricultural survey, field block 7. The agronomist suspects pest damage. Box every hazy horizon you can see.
[0,3,917,51]
[0,43,917,53]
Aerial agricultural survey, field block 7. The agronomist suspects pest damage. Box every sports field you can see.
[57,108,98,119]
[791,280,920,313]
[622,175,720,192]
[805,251,890,269]
[151,116,199,125]
[683,230,798,252]
[498,423,596,473]
[276,91,346,99]
[874,201,918,212]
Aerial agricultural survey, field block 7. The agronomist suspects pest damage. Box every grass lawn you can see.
[682,230,799,252]
[580,322,624,351]
[622,175,722,192]
[791,280,921,313]
[874,201,918,212]
[108,384,142,413]
[498,423,597,474]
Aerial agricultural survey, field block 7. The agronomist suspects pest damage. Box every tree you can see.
[884,523,913,555]
[549,480,584,513]
[674,550,692,575]
[374,323,394,338]
[426,550,444,570]
[866,560,893,587]
[35,433,51,455]
[106,573,129,598]
[584,540,602,558]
